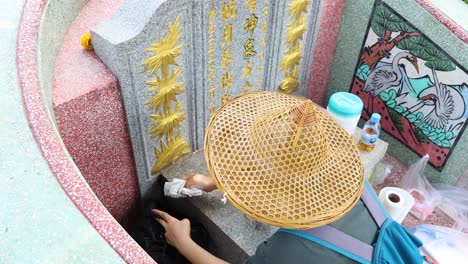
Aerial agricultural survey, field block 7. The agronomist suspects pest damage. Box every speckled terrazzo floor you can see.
[0,0,126,262]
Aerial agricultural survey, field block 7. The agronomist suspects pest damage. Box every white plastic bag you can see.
[400,154,441,220]
[434,184,468,232]
[411,224,468,264]
[368,161,393,184]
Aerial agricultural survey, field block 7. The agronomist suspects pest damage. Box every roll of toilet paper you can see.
[378,187,415,223]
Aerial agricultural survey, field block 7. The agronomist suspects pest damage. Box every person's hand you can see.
[182,174,217,192]
[153,209,192,250]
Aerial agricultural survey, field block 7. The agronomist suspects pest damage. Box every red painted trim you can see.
[307,0,347,105]
[16,0,155,263]
[415,0,468,44]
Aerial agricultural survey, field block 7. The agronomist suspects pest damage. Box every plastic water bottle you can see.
[358,113,381,152]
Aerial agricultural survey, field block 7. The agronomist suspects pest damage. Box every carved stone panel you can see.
[92,0,321,195]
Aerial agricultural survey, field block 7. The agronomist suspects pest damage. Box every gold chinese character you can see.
[263,6,268,16]
[210,102,216,115]
[209,87,215,99]
[261,21,267,33]
[221,0,238,21]
[258,66,264,73]
[244,14,258,36]
[221,48,234,69]
[222,24,233,47]
[209,54,214,64]
[208,9,216,19]
[242,61,253,79]
[208,72,215,81]
[220,72,233,90]
[259,51,265,60]
[246,0,256,13]
[241,81,253,93]
[260,37,267,47]
[243,39,257,59]
[221,92,230,105]
[208,23,215,33]
[256,76,262,85]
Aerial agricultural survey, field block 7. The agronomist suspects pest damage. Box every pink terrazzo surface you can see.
[17,0,155,263]
[53,0,122,106]
[306,0,346,105]
[53,0,141,227]
[55,83,140,227]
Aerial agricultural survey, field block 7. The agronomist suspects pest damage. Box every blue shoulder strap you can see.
[278,181,387,264]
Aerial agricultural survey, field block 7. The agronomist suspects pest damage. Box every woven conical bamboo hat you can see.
[204,92,364,229]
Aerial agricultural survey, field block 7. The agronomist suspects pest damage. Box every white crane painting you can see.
[349,2,468,170]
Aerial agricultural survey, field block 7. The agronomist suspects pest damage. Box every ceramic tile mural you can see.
[350,2,468,170]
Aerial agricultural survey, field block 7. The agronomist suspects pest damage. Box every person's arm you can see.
[153,209,228,264]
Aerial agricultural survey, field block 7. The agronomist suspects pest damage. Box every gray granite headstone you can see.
[92,0,322,196]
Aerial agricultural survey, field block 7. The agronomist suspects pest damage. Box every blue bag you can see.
[279,182,424,264]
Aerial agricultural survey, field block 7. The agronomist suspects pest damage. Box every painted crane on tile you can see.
[351,2,468,170]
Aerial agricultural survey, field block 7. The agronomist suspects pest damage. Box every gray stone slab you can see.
[92,0,323,196]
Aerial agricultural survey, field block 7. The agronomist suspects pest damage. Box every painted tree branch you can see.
[391,31,420,44]
[383,29,392,41]
[361,31,420,70]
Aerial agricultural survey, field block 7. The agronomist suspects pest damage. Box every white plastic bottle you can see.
[326,92,364,135]
[358,113,381,152]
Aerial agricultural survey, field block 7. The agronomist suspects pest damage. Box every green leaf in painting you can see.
[446,131,454,140]
[387,100,397,108]
[441,140,451,148]
[425,48,446,61]
[388,89,396,100]
[357,64,371,81]
[380,92,390,102]
[414,127,429,143]
[407,114,417,123]
[425,60,455,72]
[416,112,423,120]
[437,133,445,141]
[394,106,404,113]
[393,21,414,34]
[371,17,387,38]
[389,108,403,132]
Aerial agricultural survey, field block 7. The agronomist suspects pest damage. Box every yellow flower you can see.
[80,32,93,50]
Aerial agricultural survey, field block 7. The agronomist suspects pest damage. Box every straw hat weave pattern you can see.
[204,92,363,229]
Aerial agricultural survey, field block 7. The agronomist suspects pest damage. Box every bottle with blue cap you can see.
[358,113,381,152]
